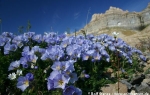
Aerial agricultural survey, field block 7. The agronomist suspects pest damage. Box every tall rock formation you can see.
[80,3,150,34]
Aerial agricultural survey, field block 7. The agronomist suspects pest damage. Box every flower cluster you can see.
[0,31,146,94]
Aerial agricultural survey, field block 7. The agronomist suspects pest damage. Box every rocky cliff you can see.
[79,3,150,34]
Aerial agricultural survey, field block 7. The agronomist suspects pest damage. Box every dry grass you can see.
[120,30,136,36]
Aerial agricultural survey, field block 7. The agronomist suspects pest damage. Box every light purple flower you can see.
[80,70,90,79]
[8,60,20,71]
[53,74,70,89]
[140,55,147,62]
[4,42,18,54]
[32,34,42,43]
[63,86,82,95]
[27,54,38,63]
[17,76,29,91]
[48,70,60,80]
[69,73,78,83]
[25,73,34,81]
[51,61,62,71]
[47,79,54,90]
[93,52,101,61]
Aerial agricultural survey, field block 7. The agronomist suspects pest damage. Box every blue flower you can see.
[48,70,61,80]
[109,45,116,51]
[80,70,90,79]
[63,85,82,95]
[8,60,20,71]
[25,73,34,81]
[92,52,102,61]
[24,32,35,38]
[69,73,78,83]
[140,55,147,62]
[51,61,62,71]
[47,79,54,90]
[17,76,29,91]
[31,46,40,53]
[53,74,70,89]
[32,34,42,43]
[81,53,90,61]
[27,54,38,63]
[60,39,70,48]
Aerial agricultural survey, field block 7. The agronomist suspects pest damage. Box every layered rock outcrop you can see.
[82,3,150,34]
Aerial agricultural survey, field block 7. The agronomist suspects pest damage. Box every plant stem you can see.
[117,51,120,93]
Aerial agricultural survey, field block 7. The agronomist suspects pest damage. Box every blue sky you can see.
[0,0,150,35]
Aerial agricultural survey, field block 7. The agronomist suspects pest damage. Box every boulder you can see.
[130,74,145,85]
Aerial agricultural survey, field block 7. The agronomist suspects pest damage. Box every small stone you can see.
[143,64,150,73]
[141,79,150,86]
[139,61,147,66]
[120,79,132,89]
[115,71,122,77]
[135,85,150,93]
[145,74,150,78]
[147,60,150,64]
[130,90,136,93]
[107,68,113,73]
[104,68,114,78]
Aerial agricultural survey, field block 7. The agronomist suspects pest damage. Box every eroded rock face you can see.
[82,3,150,34]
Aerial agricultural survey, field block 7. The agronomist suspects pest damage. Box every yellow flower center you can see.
[66,71,70,75]
[58,80,63,85]
[24,80,29,86]
[95,56,99,60]
[32,59,36,63]
[63,44,67,47]
[56,66,60,70]
[85,56,89,59]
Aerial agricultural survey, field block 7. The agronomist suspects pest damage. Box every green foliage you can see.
[81,29,87,38]
[27,20,31,32]
[74,29,77,37]
[18,26,24,34]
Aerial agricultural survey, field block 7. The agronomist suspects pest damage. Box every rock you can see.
[104,68,115,78]
[131,78,150,93]
[142,79,150,83]
[141,79,150,86]
[147,60,150,64]
[130,90,136,93]
[143,64,150,73]
[130,74,145,85]
[145,74,150,78]
[107,68,113,73]
[101,82,128,93]
[135,85,150,93]
[139,61,147,66]
[77,3,150,36]
[120,79,132,89]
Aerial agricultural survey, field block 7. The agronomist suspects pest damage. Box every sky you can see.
[0,0,150,35]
